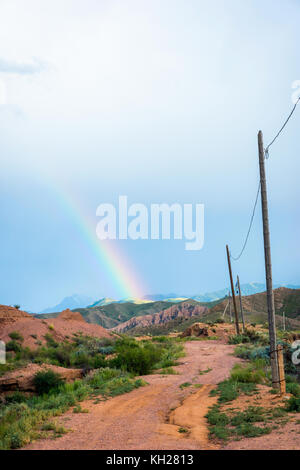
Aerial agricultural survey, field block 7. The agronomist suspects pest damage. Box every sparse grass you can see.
[193,383,203,389]
[206,404,277,441]
[180,382,192,389]
[199,367,212,375]
[158,367,178,375]
[228,329,267,346]
[0,368,145,450]
[178,427,189,434]
[206,332,298,443]
[73,405,89,414]
[230,361,267,385]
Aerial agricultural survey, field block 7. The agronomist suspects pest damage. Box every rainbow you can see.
[51,184,146,299]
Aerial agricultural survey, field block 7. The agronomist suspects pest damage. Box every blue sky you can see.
[0,0,299,311]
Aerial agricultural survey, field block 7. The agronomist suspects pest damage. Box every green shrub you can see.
[33,370,64,395]
[86,367,144,397]
[286,382,300,398]
[229,334,250,345]
[206,405,229,425]
[111,339,163,375]
[9,331,24,342]
[6,340,22,353]
[209,425,230,440]
[286,397,300,412]
[234,423,271,438]
[159,367,177,375]
[230,362,266,384]
[229,329,266,346]
[210,378,257,403]
[44,334,59,348]
[180,382,192,389]
[230,407,265,425]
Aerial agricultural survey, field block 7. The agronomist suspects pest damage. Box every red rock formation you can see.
[0,305,33,332]
[112,303,208,333]
[57,309,85,322]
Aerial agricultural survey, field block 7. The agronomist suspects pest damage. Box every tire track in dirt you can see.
[24,341,240,450]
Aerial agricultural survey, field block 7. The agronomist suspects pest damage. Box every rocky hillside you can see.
[37,300,178,329]
[210,287,300,317]
[207,287,300,328]
[0,305,33,329]
[113,288,300,335]
[112,302,208,333]
[0,307,113,349]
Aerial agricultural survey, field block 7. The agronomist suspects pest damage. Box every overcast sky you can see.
[0,0,299,311]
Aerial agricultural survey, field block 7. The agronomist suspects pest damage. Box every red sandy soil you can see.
[0,306,113,349]
[222,419,300,450]
[23,338,300,451]
[24,341,241,450]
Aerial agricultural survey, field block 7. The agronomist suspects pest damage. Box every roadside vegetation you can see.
[0,334,184,449]
[206,328,300,442]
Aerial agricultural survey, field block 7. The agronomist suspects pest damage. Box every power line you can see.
[265,96,300,158]
[230,181,261,261]
[231,95,300,261]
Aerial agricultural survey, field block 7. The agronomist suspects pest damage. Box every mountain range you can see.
[40,294,95,314]
[36,287,300,335]
[39,283,300,314]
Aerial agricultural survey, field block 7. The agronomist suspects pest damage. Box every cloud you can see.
[0,57,46,75]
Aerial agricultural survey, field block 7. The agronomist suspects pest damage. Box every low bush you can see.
[9,332,24,342]
[286,397,300,412]
[33,370,65,395]
[6,340,22,353]
[210,379,257,403]
[206,405,229,426]
[286,382,300,398]
[0,367,144,450]
[111,340,163,375]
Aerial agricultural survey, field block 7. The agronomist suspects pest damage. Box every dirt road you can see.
[25,341,240,450]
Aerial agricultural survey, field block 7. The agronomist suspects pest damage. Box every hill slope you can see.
[0,307,113,349]
[112,288,300,335]
[36,300,178,329]
[207,287,300,329]
[112,302,209,333]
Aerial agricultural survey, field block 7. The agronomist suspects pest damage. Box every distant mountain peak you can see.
[39,294,95,314]
[88,298,117,308]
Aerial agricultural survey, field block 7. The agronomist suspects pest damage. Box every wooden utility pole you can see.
[222,299,229,319]
[258,130,279,389]
[229,292,232,323]
[226,245,240,334]
[277,345,286,395]
[237,275,245,332]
